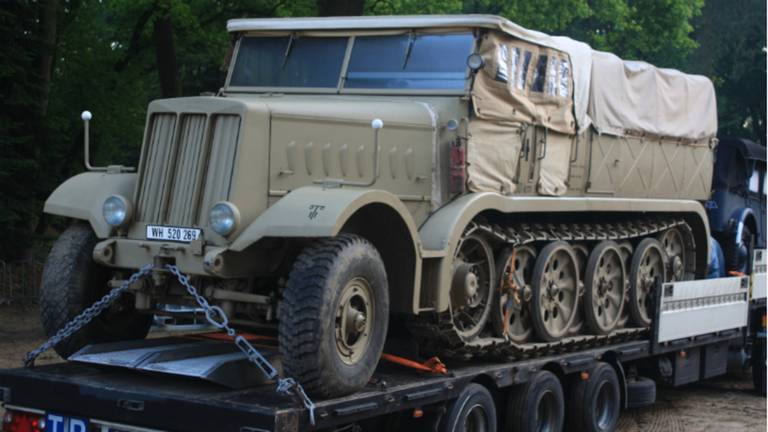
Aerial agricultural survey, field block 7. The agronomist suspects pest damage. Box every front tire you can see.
[39,223,152,358]
[279,234,389,398]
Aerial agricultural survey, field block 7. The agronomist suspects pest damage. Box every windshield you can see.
[345,33,473,89]
[229,36,347,88]
[228,33,474,91]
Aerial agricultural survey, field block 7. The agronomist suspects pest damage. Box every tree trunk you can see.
[37,0,57,117]
[317,0,365,16]
[153,7,182,98]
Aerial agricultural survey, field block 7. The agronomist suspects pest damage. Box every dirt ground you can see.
[0,305,765,431]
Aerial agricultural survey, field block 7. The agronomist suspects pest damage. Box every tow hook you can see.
[152,256,175,287]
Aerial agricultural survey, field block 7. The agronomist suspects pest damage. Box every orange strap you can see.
[187,331,278,343]
[381,353,448,375]
[728,270,746,277]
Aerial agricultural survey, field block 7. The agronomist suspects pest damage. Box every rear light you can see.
[2,410,45,432]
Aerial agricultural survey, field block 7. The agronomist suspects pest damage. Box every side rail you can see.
[652,276,749,349]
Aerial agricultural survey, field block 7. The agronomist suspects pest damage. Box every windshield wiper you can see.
[402,32,415,70]
[281,33,296,69]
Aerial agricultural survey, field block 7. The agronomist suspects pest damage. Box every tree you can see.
[688,0,766,144]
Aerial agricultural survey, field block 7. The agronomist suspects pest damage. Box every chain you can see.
[164,264,316,426]
[24,264,155,367]
[24,263,316,426]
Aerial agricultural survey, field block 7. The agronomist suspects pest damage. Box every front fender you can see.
[44,172,137,238]
[229,186,421,252]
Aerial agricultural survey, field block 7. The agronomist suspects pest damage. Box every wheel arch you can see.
[229,186,422,314]
[43,172,137,238]
[340,202,420,314]
[419,193,711,313]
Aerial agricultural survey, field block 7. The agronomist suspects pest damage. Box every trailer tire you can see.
[626,377,656,408]
[39,223,152,358]
[506,370,564,432]
[438,383,497,432]
[567,362,620,432]
[279,234,389,398]
[752,339,766,395]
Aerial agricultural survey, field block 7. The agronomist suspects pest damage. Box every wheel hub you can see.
[335,278,374,365]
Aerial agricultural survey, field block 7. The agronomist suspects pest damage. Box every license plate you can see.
[146,225,201,243]
[46,413,89,432]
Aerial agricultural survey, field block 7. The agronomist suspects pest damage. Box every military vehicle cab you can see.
[41,15,717,398]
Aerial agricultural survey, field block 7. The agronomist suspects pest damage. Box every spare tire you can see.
[39,223,152,358]
[626,377,656,409]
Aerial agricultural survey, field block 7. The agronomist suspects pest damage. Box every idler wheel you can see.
[450,233,495,341]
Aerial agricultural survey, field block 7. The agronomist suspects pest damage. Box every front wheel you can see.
[39,223,152,358]
[279,234,389,398]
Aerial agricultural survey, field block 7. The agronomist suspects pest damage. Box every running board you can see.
[68,337,281,389]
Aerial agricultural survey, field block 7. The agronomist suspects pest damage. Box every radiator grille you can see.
[136,113,241,226]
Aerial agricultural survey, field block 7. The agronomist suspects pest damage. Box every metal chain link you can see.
[24,263,316,426]
[164,264,316,426]
[24,264,155,367]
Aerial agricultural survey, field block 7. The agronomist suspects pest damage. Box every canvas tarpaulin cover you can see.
[588,51,717,140]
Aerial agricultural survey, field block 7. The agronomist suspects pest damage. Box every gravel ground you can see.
[0,305,765,430]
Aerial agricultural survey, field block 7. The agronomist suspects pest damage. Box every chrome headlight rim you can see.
[102,195,132,227]
[209,201,240,237]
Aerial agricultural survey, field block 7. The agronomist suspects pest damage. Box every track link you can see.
[410,216,693,359]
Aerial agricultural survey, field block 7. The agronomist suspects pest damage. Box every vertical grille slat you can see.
[198,115,241,224]
[167,114,207,225]
[136,112,240,230]
[138,114,177,222]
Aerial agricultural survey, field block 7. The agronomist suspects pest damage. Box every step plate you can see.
[68,337,281,389]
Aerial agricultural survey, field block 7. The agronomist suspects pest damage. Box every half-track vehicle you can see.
[40,15,717,398]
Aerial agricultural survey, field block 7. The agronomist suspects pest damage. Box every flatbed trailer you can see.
[0,274,763,432]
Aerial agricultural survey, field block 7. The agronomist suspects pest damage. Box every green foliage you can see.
[0,0,763,260]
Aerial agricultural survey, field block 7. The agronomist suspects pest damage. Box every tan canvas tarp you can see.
[537,131,572,196]
[466,119,523,194]
[472,31,576,135]
[589,51,718,140]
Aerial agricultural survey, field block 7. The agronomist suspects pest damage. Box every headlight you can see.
[210,202,239,236]
[102,195,132,227]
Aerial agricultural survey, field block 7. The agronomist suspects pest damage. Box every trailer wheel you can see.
[506,370,564,432]
[567,363,620,432]
[40,223,152,358]
[752,338,766,395]
[279,234,389,398]
[439,383,497,432]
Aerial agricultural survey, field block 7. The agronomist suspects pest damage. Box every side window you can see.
[517,50,532,90]
[531,54,548,92]
[495,45,509,83]
[748,168,760,193]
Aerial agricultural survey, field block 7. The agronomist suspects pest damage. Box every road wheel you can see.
[39,223,152,358]
[584,241,626,335]
[567,362,621,432]
[628,238,667,327]
[439,383,497,432]
[450,232,495,341]
[753,338,766,395]
[279,234,389,398]
[492,246,535,343]
[506,370,564,432]
[569,244,589,335]
[531,241,580,342]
